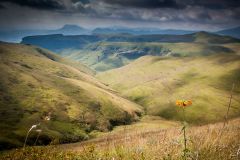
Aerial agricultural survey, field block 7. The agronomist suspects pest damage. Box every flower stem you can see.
[23,130,31,148]
[34,132,41,145]
[182,108,187,160]
[183,124,187,159]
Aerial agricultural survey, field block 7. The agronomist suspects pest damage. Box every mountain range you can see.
[1,25,240,43]
[0,25,90,42]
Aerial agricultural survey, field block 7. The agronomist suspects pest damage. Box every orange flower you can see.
[176,100,192,107]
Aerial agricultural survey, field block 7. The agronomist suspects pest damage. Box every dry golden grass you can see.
[1,118,239,160]
[63,118,240,160]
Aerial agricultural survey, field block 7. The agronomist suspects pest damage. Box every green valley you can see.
[1,31,240,159]
[1,0,240,159]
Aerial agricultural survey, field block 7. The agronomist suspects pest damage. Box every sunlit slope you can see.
[63,41,237,71]
[97,54,240,124]
[0,42,142,149]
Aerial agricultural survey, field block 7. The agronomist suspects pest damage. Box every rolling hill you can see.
[97,53,240,124]
[21,32,240,72]
[0,42,142,150]
[64,40,236,71]
[62,32,240,71]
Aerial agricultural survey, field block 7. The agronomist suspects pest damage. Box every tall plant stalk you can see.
[34,129,42,145]
[182,108,187,160]
[176,100,192,160]
[225,83,235,125]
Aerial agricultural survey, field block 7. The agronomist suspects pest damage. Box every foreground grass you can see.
[1,118,239,160]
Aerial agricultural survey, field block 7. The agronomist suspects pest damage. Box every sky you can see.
[0,0,240,31]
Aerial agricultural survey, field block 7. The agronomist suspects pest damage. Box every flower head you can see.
[176,100,192,107]
[31,125,37,129]
[30,124,38,130]
[28,123,40,133]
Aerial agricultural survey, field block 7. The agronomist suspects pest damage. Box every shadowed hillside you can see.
[0,42,142,150]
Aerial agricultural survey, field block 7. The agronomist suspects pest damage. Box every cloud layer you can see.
[1,0,64,10]
[0,0,239,30]
[101,0,182,9]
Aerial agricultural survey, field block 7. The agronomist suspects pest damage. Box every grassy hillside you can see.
[62,41,236,71]
[97,53,240,124]
[0,42,142,150]
[193,31,239,44]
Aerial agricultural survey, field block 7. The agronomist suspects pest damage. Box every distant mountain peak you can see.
[51,24,90,35]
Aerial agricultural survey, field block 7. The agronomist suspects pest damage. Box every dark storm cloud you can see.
[94,0,240,23]
[1,0,240,11]
[101,0,240,10]
[102,0,182,9]
[0,4,5,9]
[188,0,240,10]
[0,0,239,31]
[0,0,64,10]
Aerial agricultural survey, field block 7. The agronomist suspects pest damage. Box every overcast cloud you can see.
[0,0,239,31]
